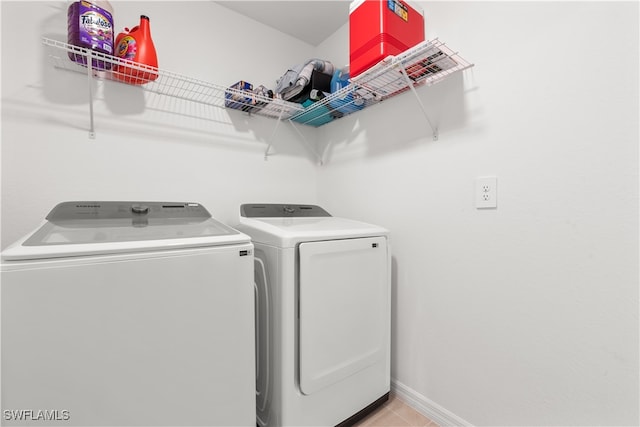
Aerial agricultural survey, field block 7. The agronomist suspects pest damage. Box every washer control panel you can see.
[46,202,211,221]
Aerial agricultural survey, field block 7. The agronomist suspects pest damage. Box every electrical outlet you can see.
[475,176,497,209]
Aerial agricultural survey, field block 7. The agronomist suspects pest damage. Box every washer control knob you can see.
[131,204,149,214]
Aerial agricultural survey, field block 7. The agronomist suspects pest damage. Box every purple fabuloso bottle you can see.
[67,0,114,70]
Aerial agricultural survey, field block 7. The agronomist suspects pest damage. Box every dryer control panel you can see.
[241,204,332,218]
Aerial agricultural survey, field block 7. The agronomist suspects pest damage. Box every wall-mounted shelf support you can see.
[398,66,438,141]
[288,120,325,165]
[84,50,96,139]
[264,107,286,160]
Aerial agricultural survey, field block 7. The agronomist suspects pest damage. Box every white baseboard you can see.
[391,378,473,427]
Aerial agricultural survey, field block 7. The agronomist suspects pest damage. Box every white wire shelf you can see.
[289,38,474,128]
[42,37,304,122]
[42,36,473,151]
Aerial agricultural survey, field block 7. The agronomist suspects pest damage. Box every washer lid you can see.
[2,202,250,261]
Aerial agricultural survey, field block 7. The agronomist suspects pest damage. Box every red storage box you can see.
[349,0,425,78]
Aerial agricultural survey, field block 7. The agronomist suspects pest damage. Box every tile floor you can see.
[354,395,439,427]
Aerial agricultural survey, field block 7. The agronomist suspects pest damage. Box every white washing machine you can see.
[236,204,391,427]
[1,201,256,427]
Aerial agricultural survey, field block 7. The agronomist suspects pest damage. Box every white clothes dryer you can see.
[1,201,256,427]
[237,204,391,427]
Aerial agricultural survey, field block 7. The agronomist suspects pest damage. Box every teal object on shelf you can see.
[291,99,334,127]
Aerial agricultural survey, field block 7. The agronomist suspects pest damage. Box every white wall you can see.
[2,1,638,426]
[1,1,319,248]
[317,1,639,426]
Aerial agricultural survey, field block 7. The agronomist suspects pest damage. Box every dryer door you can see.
[298,236,389,395]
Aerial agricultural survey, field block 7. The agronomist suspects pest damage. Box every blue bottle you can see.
[328,67,364,116]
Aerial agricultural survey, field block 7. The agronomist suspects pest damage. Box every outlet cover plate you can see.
[475,176,497,209]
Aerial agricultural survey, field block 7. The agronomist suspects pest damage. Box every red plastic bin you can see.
[349,0,425,78]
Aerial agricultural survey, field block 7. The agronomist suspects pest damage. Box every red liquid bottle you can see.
[113,15,158,85]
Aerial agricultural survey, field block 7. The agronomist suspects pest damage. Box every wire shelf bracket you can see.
[264,107,286,160]
[85,50,96,139]
[398,65,438,141]
[288,120,325,165]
